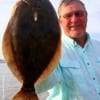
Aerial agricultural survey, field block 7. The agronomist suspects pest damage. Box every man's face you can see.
[59,1,87,39]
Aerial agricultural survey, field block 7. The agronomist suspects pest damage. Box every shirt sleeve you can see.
[35,65,62,94]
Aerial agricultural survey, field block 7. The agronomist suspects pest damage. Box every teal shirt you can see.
[35,33,100,100]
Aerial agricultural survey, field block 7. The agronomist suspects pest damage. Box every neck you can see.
[74,34,87,48]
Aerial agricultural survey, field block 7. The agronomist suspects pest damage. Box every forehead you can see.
[60,1,85,15]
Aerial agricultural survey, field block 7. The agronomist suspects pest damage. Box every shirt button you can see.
[87,62,90,65]
[93,77,95,80]
[98,92,100,95]
[83,50,85,53]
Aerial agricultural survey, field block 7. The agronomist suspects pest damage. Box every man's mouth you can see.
[70,25,81,30]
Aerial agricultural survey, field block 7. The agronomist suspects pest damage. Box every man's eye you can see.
[75,11,84,17]
[63,13,72,19]
[62,11,85,19]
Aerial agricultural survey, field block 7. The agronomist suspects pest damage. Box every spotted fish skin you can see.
[2,0,61,99]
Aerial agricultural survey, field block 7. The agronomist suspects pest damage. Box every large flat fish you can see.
[2,0,61,99]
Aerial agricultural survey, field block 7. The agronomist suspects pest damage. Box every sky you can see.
[81,0,100,33]
[0,0,100,59]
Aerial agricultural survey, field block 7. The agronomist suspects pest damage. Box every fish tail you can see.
[12,87,39,100]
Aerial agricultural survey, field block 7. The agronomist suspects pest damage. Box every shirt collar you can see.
[62,32,90,48]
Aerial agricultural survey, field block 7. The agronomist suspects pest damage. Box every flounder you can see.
[2,0,61,99]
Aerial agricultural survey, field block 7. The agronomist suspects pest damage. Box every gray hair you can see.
[58,0,86,16]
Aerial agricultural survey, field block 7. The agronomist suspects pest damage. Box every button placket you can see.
[82,52,100,97]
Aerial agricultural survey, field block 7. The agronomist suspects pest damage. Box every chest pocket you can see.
[59,60,82,78]
[59,60,87,94]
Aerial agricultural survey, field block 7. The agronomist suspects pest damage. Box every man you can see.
[35,0,100,100]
